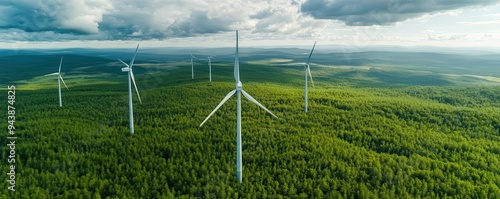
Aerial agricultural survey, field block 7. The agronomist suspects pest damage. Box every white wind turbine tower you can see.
[200,30,278,183]
[190,51,197,79]
[45,56,69,107]
[208,56,214,82]
[118,44,142,135]
[304,41,316,113]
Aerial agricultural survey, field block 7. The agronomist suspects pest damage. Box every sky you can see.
[1,0,500,49]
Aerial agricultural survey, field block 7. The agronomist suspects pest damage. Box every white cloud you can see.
[57,0,112,34]
[0,0,499,49]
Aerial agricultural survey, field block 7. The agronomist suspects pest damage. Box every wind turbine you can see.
[118,44,142,135]
[200,30,278,183]
[190,51,197,79]
[207,56,214,82]
[45,56,69,107]
[304,41,316,113]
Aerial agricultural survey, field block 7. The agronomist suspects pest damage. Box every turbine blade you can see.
[234,58,239,82]
[234,30,240,83]
[59,75,69,90]
[306,41,316,65]
[58,56,63,73]
[129,44,140,68]
[190,51,197,59]
[307,66,314,87]
[45,72,59,76]
[200,89,237,127]
[241,90,278,118]
[130,71,142,104]
[118,58,130,67]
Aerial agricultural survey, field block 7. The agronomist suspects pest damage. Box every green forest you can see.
[1,53,500,198]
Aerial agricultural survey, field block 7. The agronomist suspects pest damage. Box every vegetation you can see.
[1,51,500,198]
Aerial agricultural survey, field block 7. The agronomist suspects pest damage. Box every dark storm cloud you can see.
[0,0,245,41]
[301,0,500,26]
[0,4,58,33]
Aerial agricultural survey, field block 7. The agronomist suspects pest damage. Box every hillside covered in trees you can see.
[1,50,500,198]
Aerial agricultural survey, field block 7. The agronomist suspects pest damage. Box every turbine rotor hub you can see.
[236,81,242,91]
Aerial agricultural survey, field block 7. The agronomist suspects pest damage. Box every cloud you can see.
[1,0,112,34]
[300,0,500,26]
[0,0,327,41]
[427,34,468,41]
[5,0,496,43]
[249,2,327,38]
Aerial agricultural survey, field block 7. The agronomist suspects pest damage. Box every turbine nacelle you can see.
[121,67,130,72]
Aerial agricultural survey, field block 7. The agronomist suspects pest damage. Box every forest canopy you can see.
[1,52,500,198]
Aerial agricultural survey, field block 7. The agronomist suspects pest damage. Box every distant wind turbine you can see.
[304,41,316,113]
[200,30,278,183]
[208,56,214,82]
[118,44,142,135]
[45,56,69,107]
[190,51,197,79]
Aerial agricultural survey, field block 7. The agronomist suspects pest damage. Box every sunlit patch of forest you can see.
[1,52,500,198]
